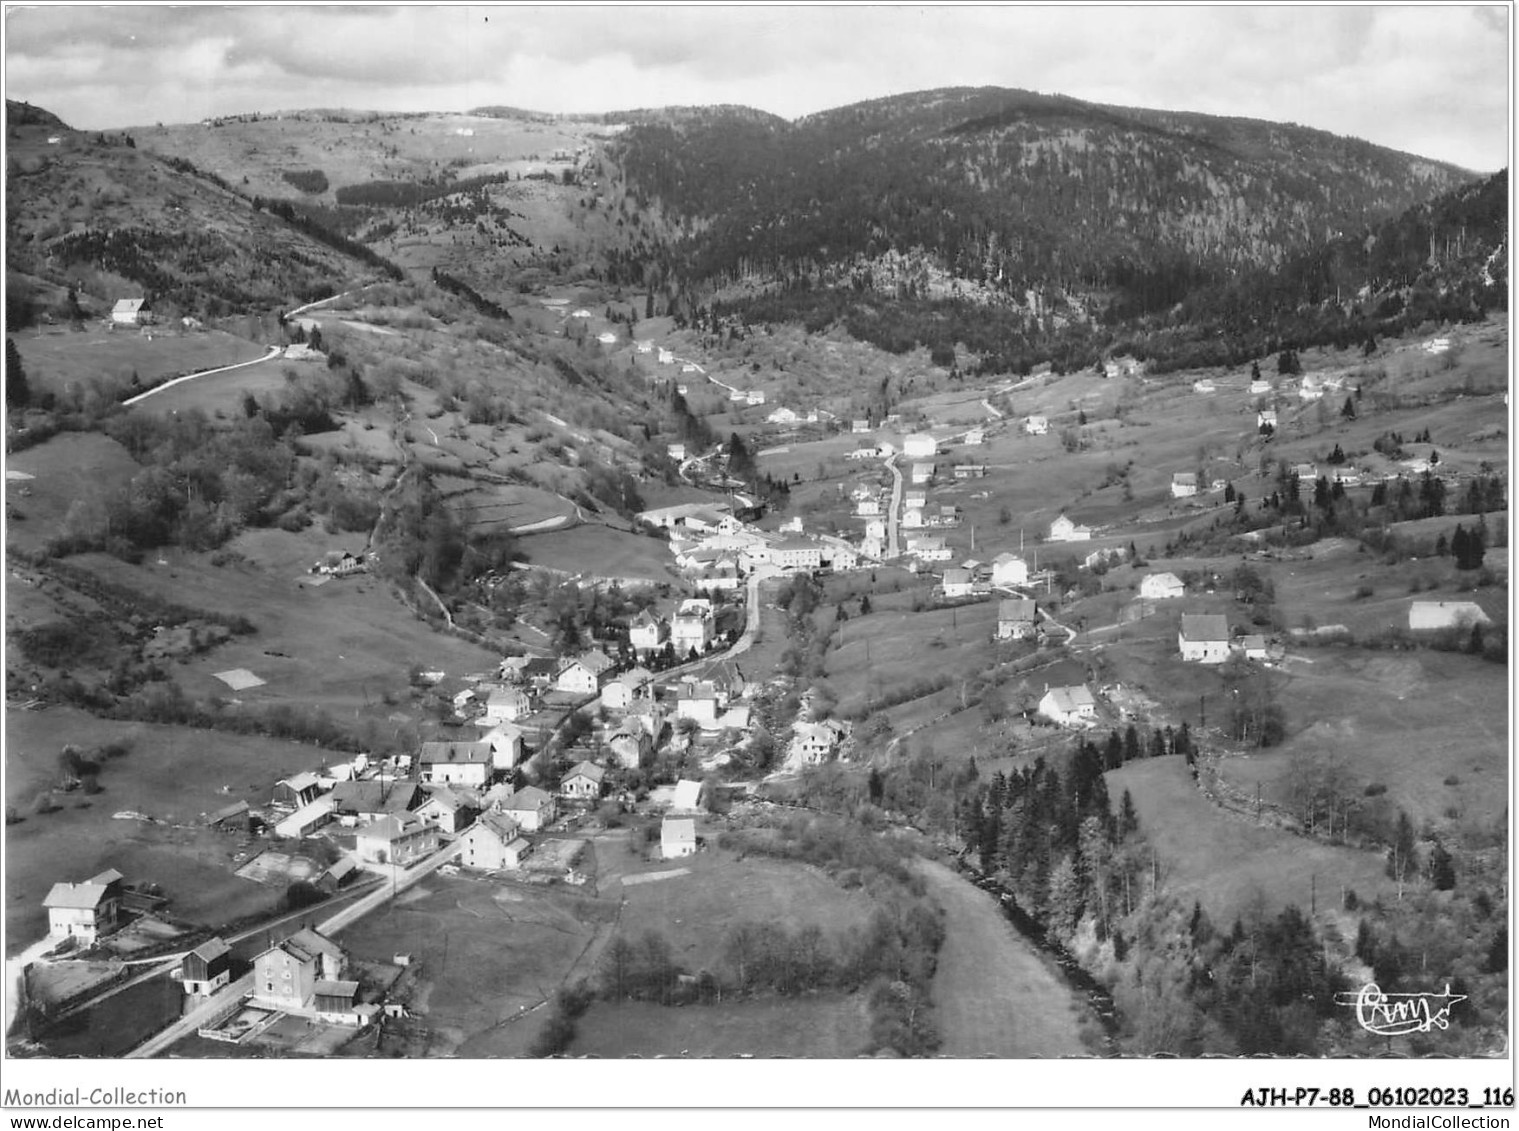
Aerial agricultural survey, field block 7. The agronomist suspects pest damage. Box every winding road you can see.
[121,346,283,407]
[884,453,904,559]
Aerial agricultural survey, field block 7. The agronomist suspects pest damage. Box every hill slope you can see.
[608,87,1473,315]
[5,101,393,324]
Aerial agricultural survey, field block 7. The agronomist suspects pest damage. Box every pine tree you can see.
[5,337,30,410]
[1427,840,1456,891]
[1340,396,1356,420]
[1118,789,1139,839]
[1386,810,1418,889]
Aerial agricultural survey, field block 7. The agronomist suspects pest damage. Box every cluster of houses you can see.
[639,501,866,583]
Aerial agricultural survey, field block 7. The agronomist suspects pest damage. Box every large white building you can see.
[903,433,937,459]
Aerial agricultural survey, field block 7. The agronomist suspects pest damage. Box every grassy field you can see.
[517,523,681,583]
[1107,755,1394,926]
[567,994,870,1057]
[608,839,878,978]
[4,705,342,949]
[336,867,617,1058]
[66,538,500,721]
[824,597,1000,716]
[1213,648,1509,830]
[919,858,1090,1057]
[5,431,142,556]
[12,326,268,398]
[130,354,302,418]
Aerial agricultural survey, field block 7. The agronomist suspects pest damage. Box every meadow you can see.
[12,325,268,398]
[3,705,337,947]
[1107,755,1395,926]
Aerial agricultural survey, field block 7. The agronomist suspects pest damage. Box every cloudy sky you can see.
[4,5,1510,171]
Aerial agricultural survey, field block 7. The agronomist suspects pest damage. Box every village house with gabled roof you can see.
[43,871,123,942]
[560,761,606,802]
[418,740,494,788]
[608,719,652,771]
[941,568,974,599]
[1179,613,1231,664]
[356,813,440,867]
[1139,572,1185,600]
[1171,472,1199,498]
[181,937,232,997]
[415,786,476,834]
[273,772,324,809]
[252,927,345,1013]
[671,599,716,655]
[996,597,1037,640]
[629,609,668,656]
[484,686,532,723]
[1024,415,1049,435]
[477,721,524,769]
[457,811,532,871]
[601,666,654,711]
[498,785,557,832]
[556,650,617,695]
[1049,514,1092,542]
[111,298,149,325]
[991,552,1029,587]
[329,779,421,822]
[1037,685,1097,727]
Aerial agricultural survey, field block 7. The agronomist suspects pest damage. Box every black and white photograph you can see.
[1,1,1511,1123]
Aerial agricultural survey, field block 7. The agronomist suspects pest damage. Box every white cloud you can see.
[4,5,1507,169]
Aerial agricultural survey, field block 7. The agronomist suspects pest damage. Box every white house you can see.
[1139,572,1185,600]
[903,433,938,459]
[415,787,475,834]
[601,667,653,711]
[746,390,766,406]
[1048,514,1093,542]
[560,761,606,802]
[1250,379,1272,396]
[1024,415,1049,436]
[1236,634,1270,661]
[770,537,824,571]
[111,298,149,326]
[418,740,494,788]
[498,786,557,832]
[864,518,888,543]
[661,817,697,859]
[996,597,1037,640]
[964,428,984,446]
[907,535,951,562]
[941,568,974,598]
[457,812,530,871]
[356,814,440,867]
[856,497,881,517]
[901,506,925,529]
[636,339,654,354]
[484,687,531,723]
[597,331,617,345]
[790,721,846,765]
[658,348,675,365]
[1037,685,1096,727]
[43,872,122,942]
[852,419,872,434]
[767,407,799,425]
[556,650,616,695]
[629,609,668,656]
[1178,613,1231,664]
[608,721,652,770]
[667,442,686,462]
[273,795,337,840]
[1257,408,1278,429]
[478,722,524,770]
[991,552,1029,587]
[1408,601,1492,632]
[1171,472,1198,499]
[671,599,715,655]
[1192,379,1216,394]
[910,462,935,485]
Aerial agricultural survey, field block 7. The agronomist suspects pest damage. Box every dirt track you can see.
[919,858,1089,1058]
